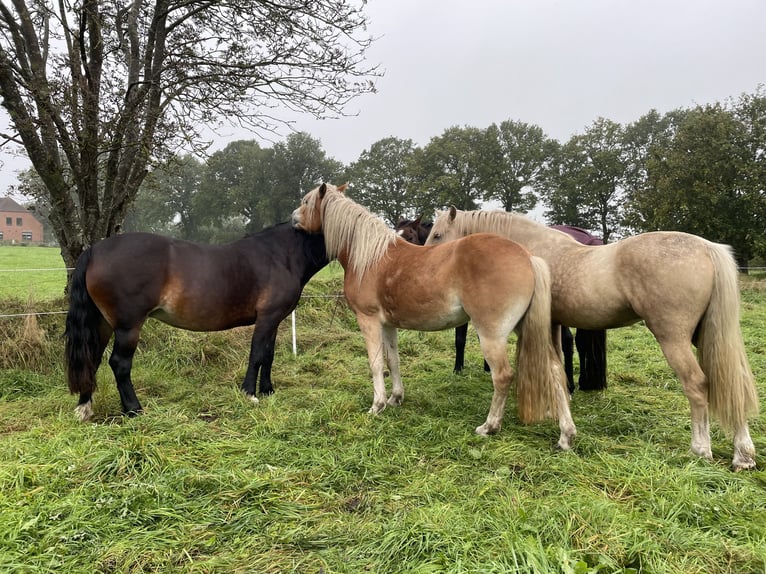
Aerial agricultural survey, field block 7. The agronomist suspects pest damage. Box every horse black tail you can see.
[65,248,104,395]
[575,328,607,391]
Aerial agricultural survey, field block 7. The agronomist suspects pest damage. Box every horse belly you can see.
[151,274,259,331]
[385,304,469,331]
[148,306,256,331]
[552,299,639,330]
[377,289,468,331]
[551,271,640,329]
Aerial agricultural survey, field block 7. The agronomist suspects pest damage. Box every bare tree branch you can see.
[0,0,378,272]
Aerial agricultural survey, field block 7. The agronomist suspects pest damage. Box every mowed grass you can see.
[0,247,765,573]
[0,245,68,301]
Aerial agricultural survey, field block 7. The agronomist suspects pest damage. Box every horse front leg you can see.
[241,316,281,402]
[383,325,403,406]
[560,325,575,394]
[256,329,279,397]
[552,372,577,451]
[576,328,608,391]
[109,326,143,416]
[454,323,468,373]
[356,315,388,414]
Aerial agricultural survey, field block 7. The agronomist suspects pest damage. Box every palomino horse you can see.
[426,207,759,470]
[396,218,607,393]
[292,184,576,448]
[65,223,328,421]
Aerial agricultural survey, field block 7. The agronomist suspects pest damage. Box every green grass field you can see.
[0,244,68,302]
[1,246,765,573]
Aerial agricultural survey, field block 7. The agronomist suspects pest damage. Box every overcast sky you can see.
[2,0,765,194]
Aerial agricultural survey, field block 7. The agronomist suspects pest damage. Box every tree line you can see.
[3,0,763,270]
[115,88,766,267]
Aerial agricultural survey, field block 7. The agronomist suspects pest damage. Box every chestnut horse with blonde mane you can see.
[427,207,759,470]
[292,184,576,448]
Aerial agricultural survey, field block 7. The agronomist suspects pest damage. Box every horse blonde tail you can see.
[515,256,568,424]
[697,244,758,432]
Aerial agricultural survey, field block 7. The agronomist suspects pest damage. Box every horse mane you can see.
[320,190,398,278]
[443,209,518,237]
[442,209,578,244]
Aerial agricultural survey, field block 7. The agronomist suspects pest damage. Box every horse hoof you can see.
[732,456,756,472]
[125,408,144,418]
[689,446,714,461]
[74,401,94,422]
[368,403,386,415]
[247,393,260,405]
[475,423,498,436]
[386,395,402,407]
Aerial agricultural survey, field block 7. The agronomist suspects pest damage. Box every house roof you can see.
[0,197,29,213]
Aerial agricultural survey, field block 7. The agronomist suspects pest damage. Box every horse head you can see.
[425,206,460,245]
[292,182,348,233]
[395,216,423,245]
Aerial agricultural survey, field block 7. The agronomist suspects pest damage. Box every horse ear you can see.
[448,205,457,221]
[337,182,349,193]
[318,183,327,198]
[413,215,422,225]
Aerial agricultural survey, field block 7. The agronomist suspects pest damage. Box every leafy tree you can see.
[621,109,687,233]
[543,118,627,242]
[540,141,591,229]
[731,87,766,262]
[123,155,205,237]
[410,126,486,212]
[202,140,270,233]
[639,104,758,266]
[481,120,557,212]
[0,0,377,272]
[267,132,344,226]
[345,137,417,225]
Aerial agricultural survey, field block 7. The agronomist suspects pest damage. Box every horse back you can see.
[552,231,716,329]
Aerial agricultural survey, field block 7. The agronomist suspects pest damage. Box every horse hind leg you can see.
[474,336,513,436]
[75,321,112,421]
[656,338,713,460]
[109,326,144,416]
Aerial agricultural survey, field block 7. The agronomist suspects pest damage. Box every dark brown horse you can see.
[396,218,607,393]
[65,223,328,421]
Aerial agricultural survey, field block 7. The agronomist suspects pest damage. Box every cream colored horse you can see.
[426,207,759,470]
[292,184,576,448]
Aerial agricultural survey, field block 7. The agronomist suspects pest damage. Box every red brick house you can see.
[0,197,44,244]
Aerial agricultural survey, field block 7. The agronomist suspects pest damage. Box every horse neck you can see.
[301,235,330,281]
[322,193,396,278]
[242,224,328,281]
[518,220,572,253]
